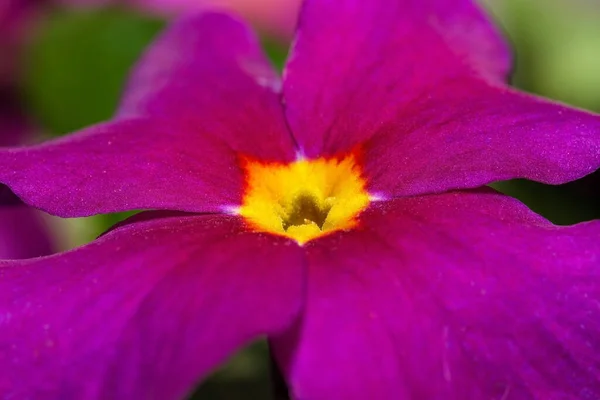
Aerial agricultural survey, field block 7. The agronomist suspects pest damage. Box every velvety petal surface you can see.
[0,13,295,217]
[0,119,242,216]
[283,0,510,157]
[363,82,600,198]
[0,213,305,399]
[272,190,600,399]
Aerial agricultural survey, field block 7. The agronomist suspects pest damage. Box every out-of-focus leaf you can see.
[262,36,288,71]
[22,8,165,135]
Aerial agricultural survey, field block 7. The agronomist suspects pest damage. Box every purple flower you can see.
[2,0,600,398]
[127,0,303,42]
[0,0,55,260]
[0,0,39,86]
[0,90,54,260]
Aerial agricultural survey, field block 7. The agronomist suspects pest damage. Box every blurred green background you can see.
[8,0,600,398]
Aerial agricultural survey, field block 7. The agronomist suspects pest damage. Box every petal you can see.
[0,213,305,399]
[271,190,600,399]
[0,119,248,216]
[364,82,600,198]
[0,204,53,259]
[0,13,296,217]
[118,12,294,160]
[283,0,510,157]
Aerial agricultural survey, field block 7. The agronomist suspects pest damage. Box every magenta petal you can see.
[272,190,600,399]
[283,0,510,157]
[364,82,600,197]
[0,118,247,216]
[0,213,304,399]
[119,12,295,161]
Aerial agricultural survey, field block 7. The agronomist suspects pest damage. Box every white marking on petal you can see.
[222,205,241,215]
[369,193,387,202]
[239,57,282,93]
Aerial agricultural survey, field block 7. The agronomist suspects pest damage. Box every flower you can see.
[0,127,54,259]
[0,90,54,260]
[0,0,55,260]
[2,0,600,398]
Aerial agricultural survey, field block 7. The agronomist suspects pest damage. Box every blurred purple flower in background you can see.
[0,0,54,259]
[0,99,53,260]
[54,0,302,42]
[2,0,600,399]
[128,0,302,41]
[0,0,40,86]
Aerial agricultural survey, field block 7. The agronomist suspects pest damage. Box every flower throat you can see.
[238,153,371,244]
[281,193,331,230]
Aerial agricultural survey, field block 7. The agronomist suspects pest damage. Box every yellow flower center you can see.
[238,152,371,244]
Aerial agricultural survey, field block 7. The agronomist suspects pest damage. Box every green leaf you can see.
[22,8,165,135]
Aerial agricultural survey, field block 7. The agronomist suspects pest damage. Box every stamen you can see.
[281,193,332,230]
